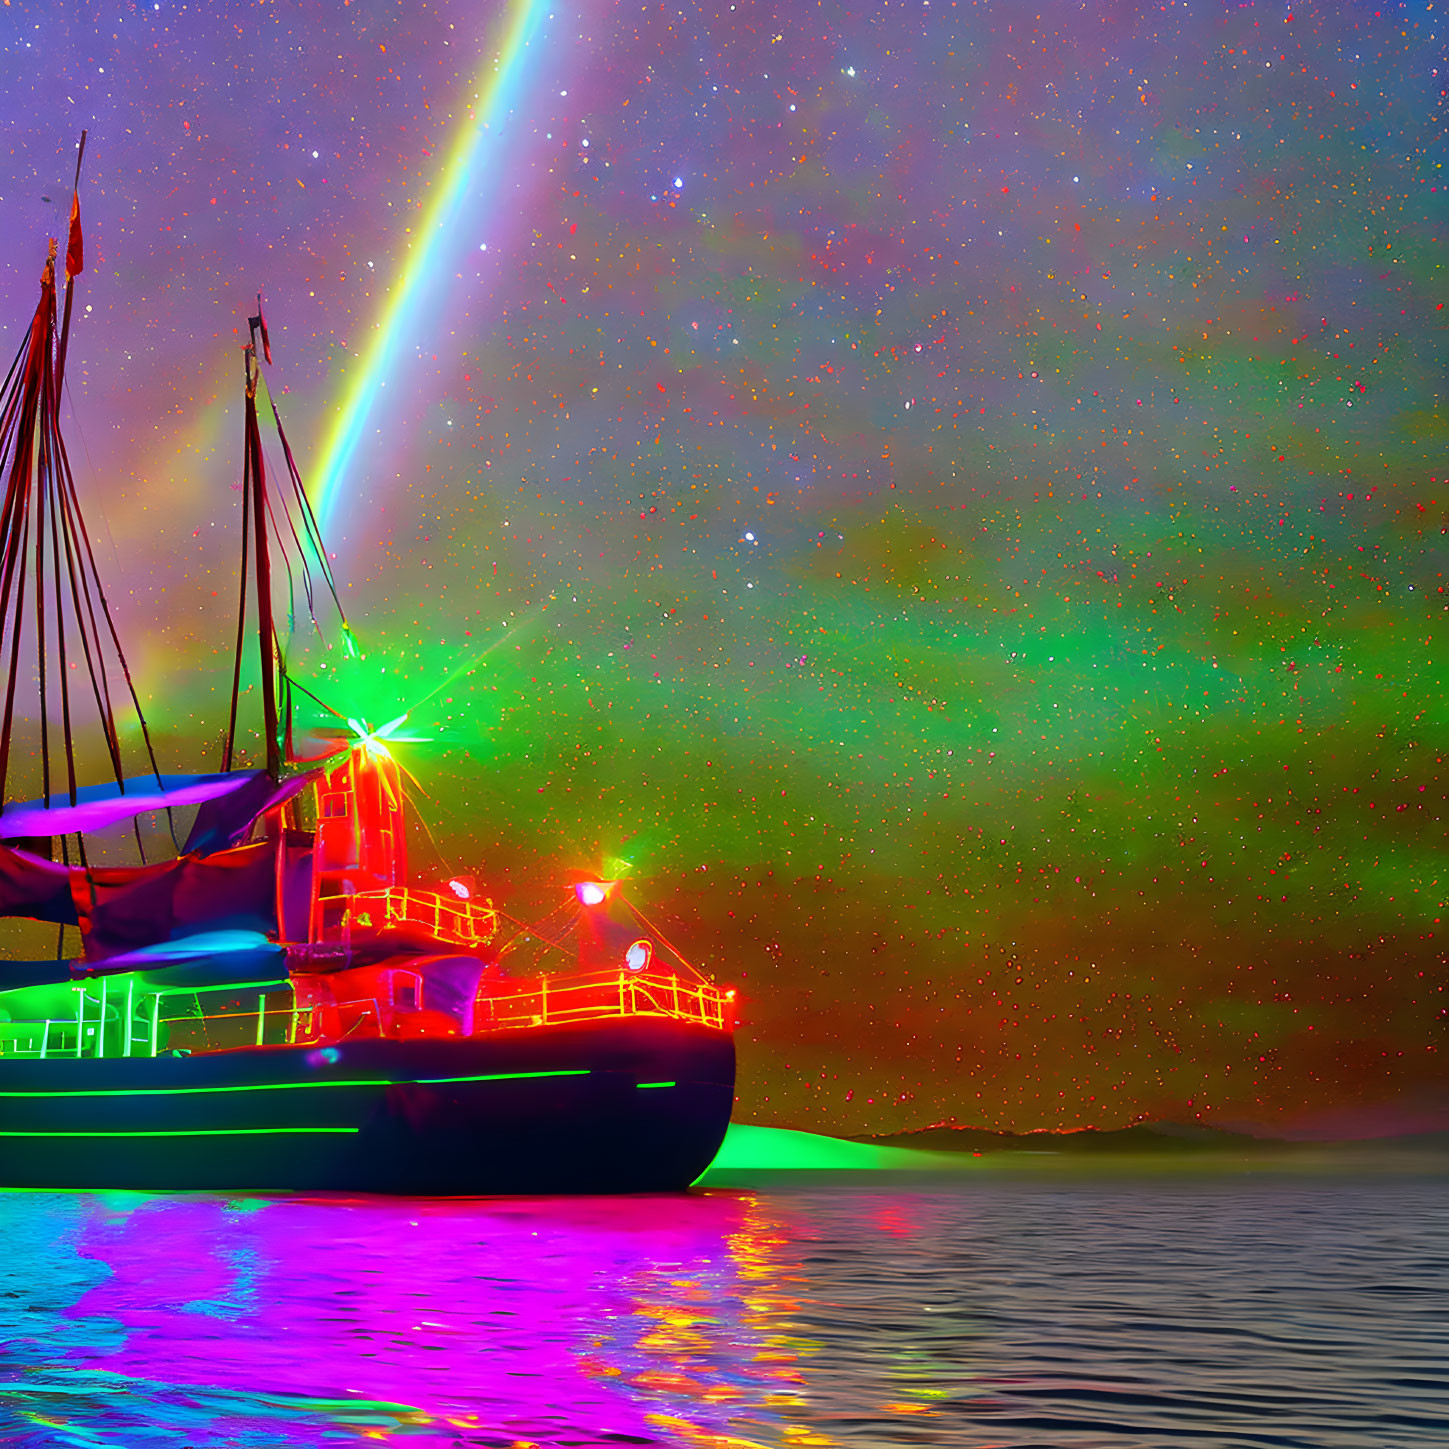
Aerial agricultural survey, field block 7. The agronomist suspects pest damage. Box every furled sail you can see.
[115,930,290,990]
[0,771,270,841]
[0,934,289,992]
[182,768,318,855]
[72,840,280,964]
[0,844,79,925]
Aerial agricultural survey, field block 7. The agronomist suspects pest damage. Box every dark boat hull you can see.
[0,1018,734,1194]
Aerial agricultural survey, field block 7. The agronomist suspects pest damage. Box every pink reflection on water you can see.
[64,1191,770,1445]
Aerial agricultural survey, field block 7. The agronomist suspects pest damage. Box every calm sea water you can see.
[0,1172,1445,1447]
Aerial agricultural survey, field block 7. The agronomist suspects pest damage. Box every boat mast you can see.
[221,305,353,779]
[243,342,281,780]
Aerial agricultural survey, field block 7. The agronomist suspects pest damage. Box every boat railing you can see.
[314,886,499,949]
[472,969,734,1032]
[157,993,312,1056]
[0,980,305,1060]
[0,968,734,1059]
[297,970,733,1043]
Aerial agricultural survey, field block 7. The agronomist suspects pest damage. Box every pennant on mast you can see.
[64,130,86,279]
[65,192,83,279]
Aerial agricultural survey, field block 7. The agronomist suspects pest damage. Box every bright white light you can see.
[674,176,683,187]
[446,878,471,900]
[625,939,652,971]
[576,881,608,906]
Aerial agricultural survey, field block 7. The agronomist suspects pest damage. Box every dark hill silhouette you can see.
[852,1122,1449,1155]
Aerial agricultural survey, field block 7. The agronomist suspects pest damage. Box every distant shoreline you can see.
[695,1121,1449,1187]
[853,1120,1449,1157]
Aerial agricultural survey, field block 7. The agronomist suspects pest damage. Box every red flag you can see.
[65,192,83,278]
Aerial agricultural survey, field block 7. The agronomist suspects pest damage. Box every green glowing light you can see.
[0,1078,391,1100]
[636,1080,676,1089]
[702,1123,963,1172]
[412,1069,591,1084]
[0,1127,359,1138]
[0,1068,590,1100]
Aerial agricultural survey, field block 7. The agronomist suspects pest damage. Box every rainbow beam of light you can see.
[311,0,553,535]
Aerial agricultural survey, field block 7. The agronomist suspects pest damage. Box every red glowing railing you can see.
[287,969,734,1046]
[472,970,734,1033]
[0,968,738,1058]
[314,887,499,949]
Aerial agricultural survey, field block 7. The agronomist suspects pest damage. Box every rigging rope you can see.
[0,190,170,859]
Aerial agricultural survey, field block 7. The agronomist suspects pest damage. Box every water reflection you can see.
[1,1179,1444,1446]
[0,1190,800,1446]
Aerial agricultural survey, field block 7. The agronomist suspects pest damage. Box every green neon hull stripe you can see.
[0,1068,591,1101]
[0,1127,359,1139]
[0,1078,391,1100]
[414,1070,591,1085]
[636,1081,676,1089]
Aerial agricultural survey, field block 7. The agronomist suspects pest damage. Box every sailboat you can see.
[0,143,735,1193]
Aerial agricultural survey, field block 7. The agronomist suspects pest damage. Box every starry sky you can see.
[0,0,1444,1137]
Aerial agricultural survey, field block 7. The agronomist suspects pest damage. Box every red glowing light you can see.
[309,746,496,950]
